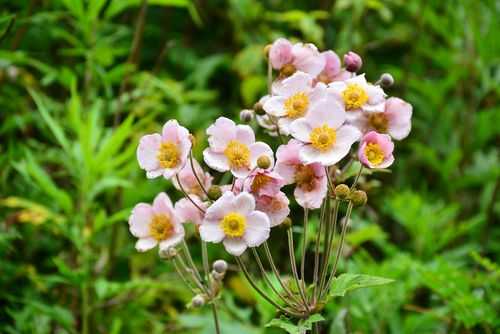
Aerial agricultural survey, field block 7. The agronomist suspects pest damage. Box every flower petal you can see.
[137,133,161,172]
[135,237,157,252]
[290,118,313,143]
[129,203,153,238]
[203,149,230,172]
[243,211,270,247]
[223,238,248,256]
[236,125,255,145]
[234,192,256,215]
[199,221,225,243]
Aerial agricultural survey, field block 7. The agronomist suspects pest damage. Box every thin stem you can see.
[235,256,303,317]
[189,149,209,197]
[318,199,339,297]
[172,256,199,294]
[312,200,327,304]
[176,250,207,293]
[210,303,221,334]
[201,241,211,289]
[181,241,203,283]
[351,165,363,189]
[287,228,309,310]
[267,56,273,95]
[300,208,309,298]
[176,174,206,213]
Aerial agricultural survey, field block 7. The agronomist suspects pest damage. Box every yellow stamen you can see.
[364,143,384,166]
[284,92,309,119]
[342,83,368,110]
[368,113,388,133]
[310,124,336,152]
[149,214,175,241]
[220,212,246,238]
[224,140,251,169]
[157,141,180,168]
[294,164,316,191]
[251,174,271,193]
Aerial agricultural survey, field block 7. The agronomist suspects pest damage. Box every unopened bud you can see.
[191,294,205,308]
[281,217,292,229]
[280,64,296,77]
[211,270,225,281]
[207,185,222,201]
[334,184,350,200]
[350,190,367,207]
[212,259,228,274]
[239,109,254,123]
[253,102,266,115]
[379,73,394,88]
[263,44,272,58]
[159,247,177,259]
[344,51,363,73]
[257,155,271,169]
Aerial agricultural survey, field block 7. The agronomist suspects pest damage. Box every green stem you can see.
[210,303,221,334]
[287,228,309,310]
[189,149,209,198]
[300,208,309,299]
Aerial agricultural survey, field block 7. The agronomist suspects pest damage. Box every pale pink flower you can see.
[358,131,394,169]
[255,192,290,227]
[243,168,285,197]
[137,120,191,179]
[269,38,325,77]
[128,192,185,252]
[174,195,206,225]
[328,74,386,121]
[263,71,327,134]
[172,159,213,198]
[316,50,351,84]
[289,96,361,166]
[350,97,412,140]
[275,139,328,209]
[256,95,279,137]
[203,117,273,178]
[199,192,270,256]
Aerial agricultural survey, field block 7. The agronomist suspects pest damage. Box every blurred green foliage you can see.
[0,0,499,333]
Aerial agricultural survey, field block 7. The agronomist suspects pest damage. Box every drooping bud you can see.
[281,217,292,229]
[334,184,351,200]
[212,259,228,274]
[207,185,222,201]
[344,51,363,73]
[239,109,254,123]
[379,73,394,88]
[257,155,271,169]
[159,247,177,260]
[191,294,205,308]
[350,190,367,207]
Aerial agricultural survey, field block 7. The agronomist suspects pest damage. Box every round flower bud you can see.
[281,217,292,229]
[334,184,351,200]
[379,73,394,88]
[253,102,266,115]
[344,51,363,73]
[280,64,296,77]
[207,185,222,201]
[350,190,367,207]
[191,294,205,308]
[211,270,225,281]
[159,247,177,259]
[239,109,254,123]
[212,259,228,274]
[257,155,271,169]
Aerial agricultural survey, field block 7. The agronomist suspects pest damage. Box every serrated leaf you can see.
[266,314,324,334]
[328,273,394,298]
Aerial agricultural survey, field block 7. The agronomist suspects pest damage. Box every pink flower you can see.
[203,117,273,178]
[128,192,185,252]
[263,71,327,134]
[275,139,328,209]
[199,192,270,256]
[316,51,351,84]
[137,120,191,179]
[174,195,206,225]
[350,97,412,140]
[269,38,325,77]
[255,192,290,227]
[172,159,213,198]
[358,131,394,168]
[289,96,361,166]
[328,74,386,121]
[243,168,285,197]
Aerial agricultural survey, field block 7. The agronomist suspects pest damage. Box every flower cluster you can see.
[128,37,413,325]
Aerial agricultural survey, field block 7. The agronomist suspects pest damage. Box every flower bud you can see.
[191,294,205,308]
[263,44,272,58]
[207,185,222,201]
[350,190,367,207]
[211,270,225,281]
[239,109,254,123]
[159,247,177,259]
[280,64,296,77]
[379,73,394,88]
[212,259,228,274]
[344,51,362,73]
[281,217,292,229]
[334,184,350,200]
[253,101,266,115]
[257,155,271,169]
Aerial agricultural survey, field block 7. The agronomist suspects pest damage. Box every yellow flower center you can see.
[149,214,175,241]
[157,141,180,169]
[364,143,384,166]
[251,174,271,193]
[220,212,246,238]
[342,83,368,110]
[310,124,336,152]
[284,92,309,119]
[224,140,251,169]
[294,164,316,191]
[368,113,388,133]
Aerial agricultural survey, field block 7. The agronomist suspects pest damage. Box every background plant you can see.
[0,0,499,333]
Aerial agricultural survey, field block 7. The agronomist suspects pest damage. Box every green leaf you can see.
[328,274,394,298]
[266,314,324,334]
